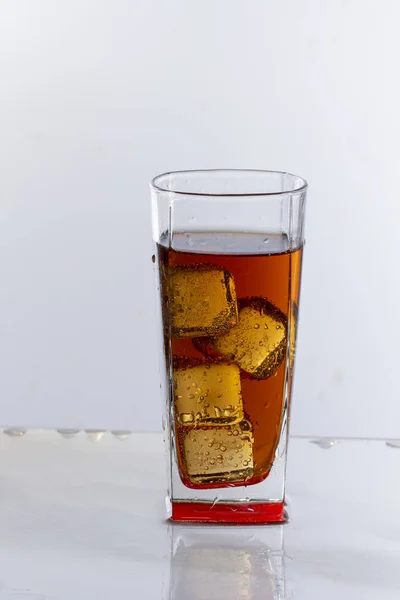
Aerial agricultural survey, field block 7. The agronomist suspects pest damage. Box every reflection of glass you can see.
[167,525,286,600]
[151,170,307,524]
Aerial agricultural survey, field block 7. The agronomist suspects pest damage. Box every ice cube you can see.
[174,362,243,427]
[195,298,287,379]
[181,420,254,484]
[168,266,238,338]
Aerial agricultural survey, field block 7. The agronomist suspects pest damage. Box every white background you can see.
[0,0,398,437]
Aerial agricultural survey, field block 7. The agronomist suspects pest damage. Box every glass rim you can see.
[151,169,308,198]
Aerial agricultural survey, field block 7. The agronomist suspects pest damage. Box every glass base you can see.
[171,500,287,524]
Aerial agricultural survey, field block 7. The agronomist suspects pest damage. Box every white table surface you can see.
[0,430,399,599]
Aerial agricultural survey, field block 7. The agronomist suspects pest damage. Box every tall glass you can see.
[151,170,307,524]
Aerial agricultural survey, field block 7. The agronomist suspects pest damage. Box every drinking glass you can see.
[151,169,307,524]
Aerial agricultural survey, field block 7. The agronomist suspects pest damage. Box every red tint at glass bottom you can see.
[171,500,286,524]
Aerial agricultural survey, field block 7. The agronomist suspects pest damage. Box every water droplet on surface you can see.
[184,234,193,247]
[86,429,105,442]
[4,427,26,437]
[151,254,155,263]
[311,438,338,449]
[57,428,80,438]
[386,440,400,448]
[112,430,131,440]
[263,237,270,244]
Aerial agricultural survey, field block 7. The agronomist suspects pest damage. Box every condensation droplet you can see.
[263,237,270,244]
[151,254,156,263]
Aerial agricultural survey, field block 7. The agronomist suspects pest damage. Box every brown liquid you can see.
[158,233,303,489]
